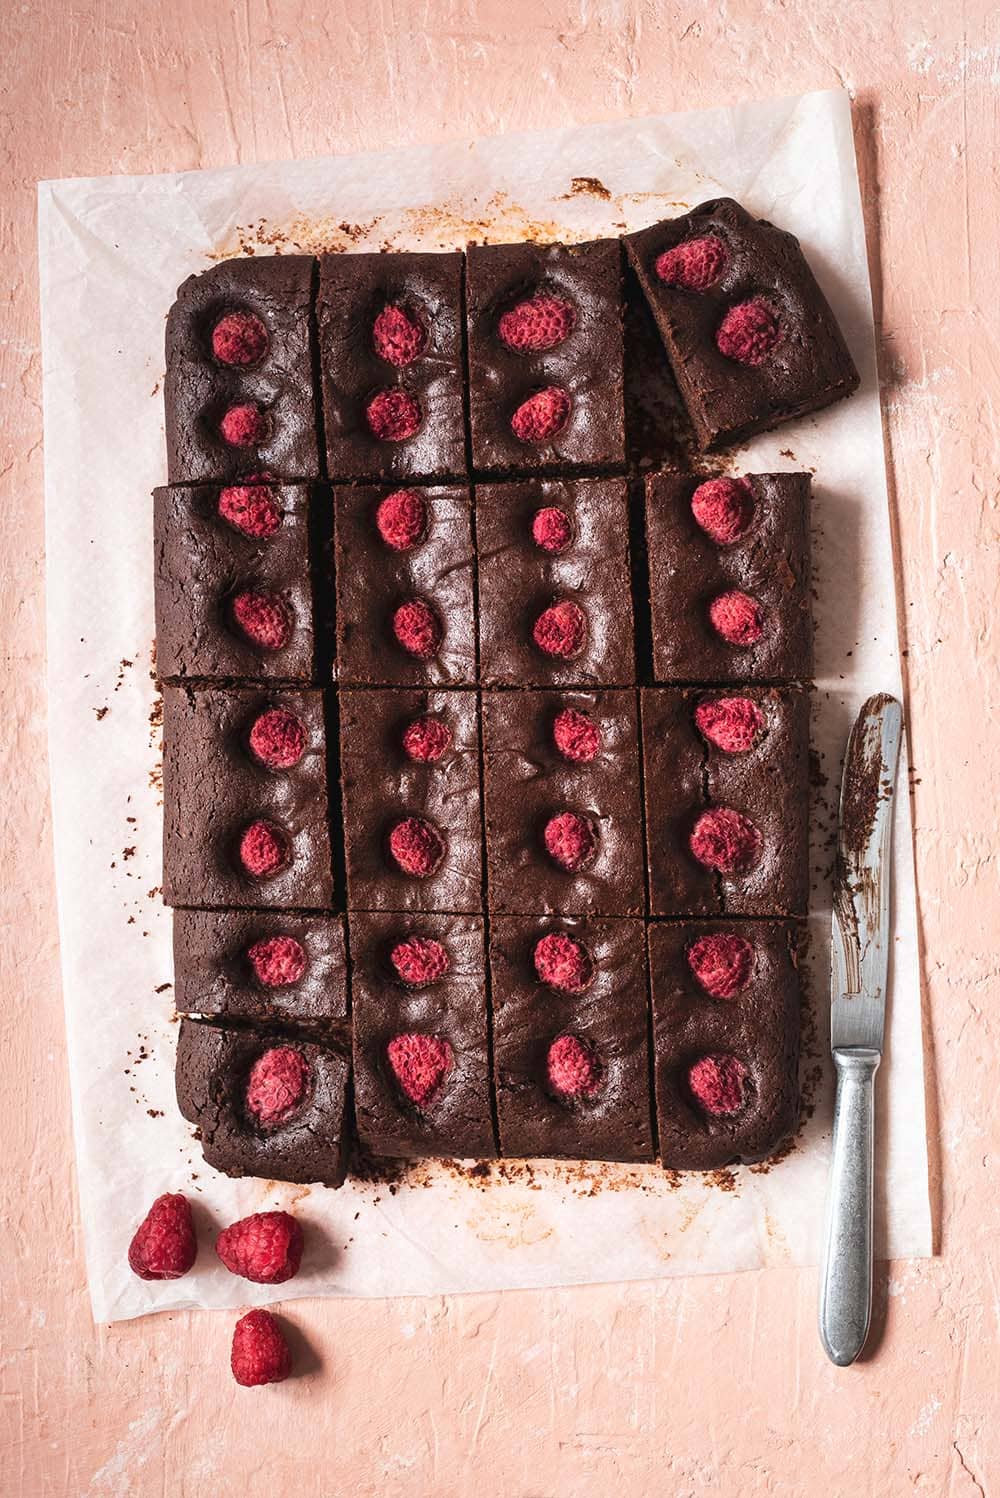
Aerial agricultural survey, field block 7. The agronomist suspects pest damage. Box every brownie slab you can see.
[490,916,654,1162]
[164,255,319,484]
[648,920,800,1169]
[466,240,625,473]
[176,1018,350,1187]
[162,685,334,910]
[350,912,496,1159]
[318,252,466,481]
[624,199,859,450]
[482,689,644,917]
[645,471,812,683]
[476,477,634,686]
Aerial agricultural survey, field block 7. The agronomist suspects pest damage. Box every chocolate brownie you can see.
[153,483,316,683]
[645,471,812,683]
[333,484,475,686]
[164,255,320,484]
[640,686,809,917]
[476,477,634,686]
[465,240,625,473]
[648,920,800,1169]
[162,685,334,910]
[318,252,466,481]
[339,688,483,913]
[489,916,654,1162]
[349,912,496,1159]
[175,1017,351,1187]
[624,199,859,449]
[172,909,347,1030]
[481,689,644,917]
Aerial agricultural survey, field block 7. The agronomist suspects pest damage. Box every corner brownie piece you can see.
[490,916,653,1162]
[641,686,809,917]
[164,255,319,484]
[624,199,859,450]
[645,471,812,683]
[339,688,482,913]
[334,484,475,686]
[465,240,625,473]
[648,921,800,1169]
[162,685,334,910]
[350,913,496,1159]
[176,1018,351,1186]
[482,690,644,917]
[318,252,466,481]
[476,477,634,686]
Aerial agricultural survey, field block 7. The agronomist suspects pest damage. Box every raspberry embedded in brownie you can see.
[217,483,282,539]
[654,235,728,292]
[248,707,307,770]
[219,400,269,449]
[245,1046,312,1126]
[386,1033,454,1108]
[375,489,427,551]
[230,589,293,652]
[690,476,755,545]
[372,304,427,368]
[498,293,577,352]
[212,310,270,367]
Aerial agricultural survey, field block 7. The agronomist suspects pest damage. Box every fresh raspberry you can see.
[543,810,598,872]
[388,817,445,877]
[708,590,764,647]
[689,807,762,874]
[212,311,269,366]
[552,707,601,763]
[547,1034,603,1099]
[245,1046,310,1126]
[248,707,306,769]
[690,476,755,545]
[654,235,728,291]
[231,1309,292,1387]
[365,388,422,441]
[373,304,427,367]
[219,402,268,447]
[128,1193,197,1281]
[216,1211,303,1284]
[386,1032,454,1107]
[218,484,281,539]
[390,936,451,986]
[510,387,571,442]
[531,506,574,554]
[687,1054,749,1116]
[376,489,427,550]
[694,696,765,753]
[533,932,593,993]
[532,600,587,659]
[392,598,441,658]
[247,934,307,988]
[402,715,452,762]
[687,933,754,999]
[231,590,293,651]
[498,294,576,352]
[238,820,288,879]
[716,297,782,366]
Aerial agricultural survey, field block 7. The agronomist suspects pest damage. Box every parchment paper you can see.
[38,89,931,1324]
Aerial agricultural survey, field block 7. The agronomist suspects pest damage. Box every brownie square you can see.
[339,688,483,914]
[317,252,466,481]
[162,685,334,910]
[153,483,316,683]
[645,471,812,683]
[465,240,625,473]
[489,916,654,1162]
[164,255,319,484]
[648,920,800,1169]
[640,686,809,917]
[349,912,496,1159]
[482,689,644,917]
[176,1018,351,1187]
[476,477,634,686]
[333,483,475,686]
[624,199,860,450]
[172,909,347,1030]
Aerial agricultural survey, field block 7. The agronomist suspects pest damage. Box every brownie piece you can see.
[482,689,644,917]
[476,477,634,686]
[176,1018,351,1186]
[164,255,319,484]
[489,916,654,1162]
[172,909,347,1030]
[645,471,812,683]
[465,240,625,473]
[318,252,466,481]
[334,483,475,686]
[641,686,809,918]
[648,920,800,1169]
[162,685,334,910]
[349,912,496,1159]
[339,688,482,913]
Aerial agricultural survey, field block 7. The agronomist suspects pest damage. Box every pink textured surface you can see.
[2,5,997,1496]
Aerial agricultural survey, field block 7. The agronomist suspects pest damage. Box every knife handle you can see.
[819,1046,881,1366]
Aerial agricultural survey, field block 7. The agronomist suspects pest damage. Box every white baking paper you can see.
[39,89,931,1324]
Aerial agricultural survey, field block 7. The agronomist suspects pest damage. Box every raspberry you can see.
[498,294,576,352]
[386,1032,453,1108]
[533,932,593,993]
[212,311,269,366]
[231,1309,291,1387]
[238,820,288,879]
[687,1054,749,1116]
[552,707,601,763]
[543,811,598,872]
[402,715,452,762]
[716,297,782,366]
[366,388,421,441]
[532,600,587,659]
[231,590,292,651]
[216,1211,303,1284]
[128,1193,197,1281]
[694,696,765,753]
[708,590,764,647]
[392,598,441,658]
[390,936,451,986]
[689,807,762,874]
[376,489,427,551]
[687,933,754,999]
[245,1046,310,1126]
[547,1034,603,1099]
[388,817,445,877]
[247,934,307,988]
[690,477,755,545]
[373,304,426,367]
[531,506,574,554]
[248,707,306,769]
[654,235,728,291]
[510,387,571,442]
[218,484,282,539]
[219,402,268,447]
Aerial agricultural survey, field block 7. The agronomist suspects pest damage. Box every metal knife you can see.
[819,693,903,1366]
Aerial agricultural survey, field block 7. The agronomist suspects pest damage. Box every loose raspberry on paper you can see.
[128,1193,197,1281]
[217,1211,304,1284]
